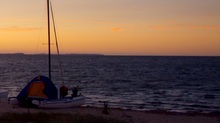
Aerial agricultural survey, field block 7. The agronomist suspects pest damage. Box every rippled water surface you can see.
[1,54,220,113]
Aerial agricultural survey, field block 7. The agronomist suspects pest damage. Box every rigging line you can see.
[50,1,64,86]
[34,3,47,75]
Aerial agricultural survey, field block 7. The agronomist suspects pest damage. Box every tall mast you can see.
[47,0,51,80]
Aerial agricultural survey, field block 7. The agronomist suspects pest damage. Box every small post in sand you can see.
[102,101,109,115]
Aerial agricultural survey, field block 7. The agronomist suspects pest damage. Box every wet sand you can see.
[0,101,219,123]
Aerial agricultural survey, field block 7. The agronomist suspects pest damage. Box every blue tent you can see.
[17,75,58,106]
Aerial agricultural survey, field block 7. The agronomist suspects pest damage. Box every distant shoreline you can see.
[0,53,219,57]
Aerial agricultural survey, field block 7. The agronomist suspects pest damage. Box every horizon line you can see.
[0,52,219,57]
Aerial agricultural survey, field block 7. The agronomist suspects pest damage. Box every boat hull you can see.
[32,96,85,108]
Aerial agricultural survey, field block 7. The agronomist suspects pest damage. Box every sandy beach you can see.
[0,101,219,123]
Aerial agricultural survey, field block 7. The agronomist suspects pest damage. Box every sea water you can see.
[0,54,220,113]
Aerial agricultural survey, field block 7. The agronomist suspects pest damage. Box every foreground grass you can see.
[0,112,125,123]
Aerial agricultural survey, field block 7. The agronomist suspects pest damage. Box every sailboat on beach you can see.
[8,0,85,108]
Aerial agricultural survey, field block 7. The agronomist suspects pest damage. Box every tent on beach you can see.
[17,75,58,106]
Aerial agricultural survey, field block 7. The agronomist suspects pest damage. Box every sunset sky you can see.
[0,0,220,56]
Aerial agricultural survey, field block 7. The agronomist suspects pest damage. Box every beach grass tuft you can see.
[0,112,125,123]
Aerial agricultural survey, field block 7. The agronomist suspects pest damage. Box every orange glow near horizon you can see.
[0,0,220,56]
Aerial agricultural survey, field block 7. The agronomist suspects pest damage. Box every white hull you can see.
[8,97,20,107]
[32,96,85,108]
